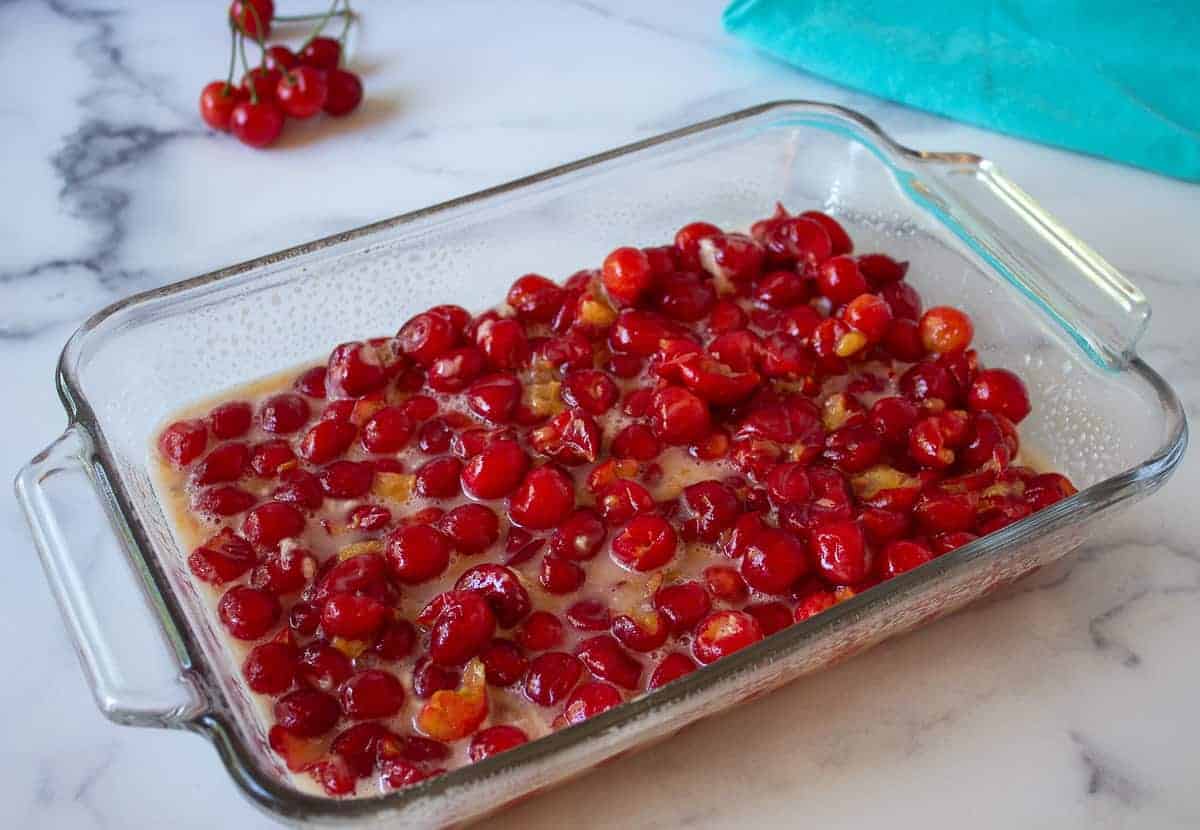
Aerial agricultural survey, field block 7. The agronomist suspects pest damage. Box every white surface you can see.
[3,1,1199,827]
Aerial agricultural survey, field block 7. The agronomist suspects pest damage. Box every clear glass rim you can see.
[49,100,1189,821]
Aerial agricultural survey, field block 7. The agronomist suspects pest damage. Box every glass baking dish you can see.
[15,101,1186,827]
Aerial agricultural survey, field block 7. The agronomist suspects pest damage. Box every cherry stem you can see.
[223,21,238,91]
[299,0,343,51]
[237,32,258,104]
[336,0,355,53]
[274,10,352,22]
[244,2,268,58]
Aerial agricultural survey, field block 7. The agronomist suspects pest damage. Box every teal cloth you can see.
[723,0,1200,182]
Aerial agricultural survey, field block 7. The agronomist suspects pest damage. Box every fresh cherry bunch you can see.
[199,0,365,148]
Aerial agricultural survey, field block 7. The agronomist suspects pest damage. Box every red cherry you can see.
[843,293,893,343]
[529,407,601,466]
[702,233,766,283]
[968,368,1032,423]
[250,546,313,595]
[275,688,339,738]
[648,652,698,689]
[360,406,414,454]
[188,528,256,585]
[857,253,908,284]
[707,298,748,333]
[218,585,280,640]
[877,540,935,579]
[610,515,677,573]
[741,528,809,594]
[824,425,884,473]
[561,682,624,725]
[241,66,281,104]
[765,463,811,507]
[692,611,763,664]
[681,480,740,542]
[1026,472,1078,511]
[469,725,528,761]
[242,502,305,548]
[919,306,974,354]
[562,369,619,416]
[474,317,529,370]
[455,564,531,627]
[398,311,459,366]
[207,400,252,439]
[915,493,976,535]
[229,0,274,39]
[881,281,923,320]
[653,581,712,635]
[548,509,607,561]
[158,419,207,466]
[799,211,853,255]
[230,99,284,148]
[322,593,388,639]
[674,222,721,271]
[438,504,501,555]
[412,658,459,699]
[461,438,529,499]
[276,66,328,119]
[385,524,451,584]
[703,565,749,604]
[655,272,715,321]
[754,270,808,308]
[508,466,575,529]
[263,44,297,72]
[517,611,565,652]
[575,635,642,690]
[427,591,497,666]
[817,256,869,305]
[745,601,793,636]
[329,722,392,778]
[466,374,522,423]
[566,599,612,632]
[298,419,357,464]
[649,385,711,445]
[243,641,296,695]
[300,36,341,70]
[524,652,583,706]
[373,619,417,661]
[602,246,655,307]
[427,347,485,393]
[809,520,871,584]
[317,460,374,499]
[271,468,324,510]
[539,555,585,594]
[900,361,962,406]
[379,758,440,791]
[415,456,463,499]
[292,642,350,695]
[676,354,760,406]
[340,669,405,719]
[483,638,530,686]
[611,423,662,461]
[506,274,563,322]
[192,485,256,517]
[326,342,387,399]
[259,393,310,434]
[191,442,249,486]
[199,81,246,131]
[322,69,363,116]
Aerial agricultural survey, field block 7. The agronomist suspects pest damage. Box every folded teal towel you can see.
[723,0,1200,182]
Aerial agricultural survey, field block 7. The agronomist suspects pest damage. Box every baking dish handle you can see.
[910,158,1150,370]
[15,425,207,728]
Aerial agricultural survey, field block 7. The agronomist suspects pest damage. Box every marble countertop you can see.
[3,1,1199,827]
